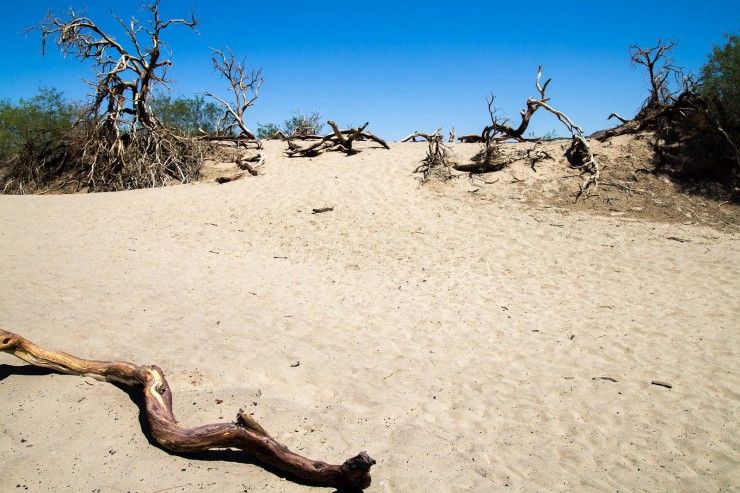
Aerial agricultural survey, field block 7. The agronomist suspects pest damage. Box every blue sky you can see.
[1,1,737,139]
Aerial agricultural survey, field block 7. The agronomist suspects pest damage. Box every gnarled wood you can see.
[286,121,388,157]
[0,328,375,490]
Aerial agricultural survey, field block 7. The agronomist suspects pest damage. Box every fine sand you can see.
[0,141,738,492]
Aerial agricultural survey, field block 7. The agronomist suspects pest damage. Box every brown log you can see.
[215,172,246,183]
[0,328,375,490]
[358,132,390,150]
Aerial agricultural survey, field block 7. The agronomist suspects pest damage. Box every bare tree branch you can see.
[629,39,678,110]
[205,48,263,140]
[38,0,198,131]
[286,121,389,157]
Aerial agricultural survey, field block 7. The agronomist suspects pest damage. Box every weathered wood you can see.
[215,172,246,183]
[400,130,441,143]
[286,121,388,157]
[0,328,375,490]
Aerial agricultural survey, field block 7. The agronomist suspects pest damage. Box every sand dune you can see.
[0,141,738,492]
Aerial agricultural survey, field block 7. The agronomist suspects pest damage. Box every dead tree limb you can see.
[286,121,388,157]
[481,69,552,142]
[400,129,442,142]
[205,48,263,142]
[0,328,375,490]
[476,67,601,192]
[608,113,630,124]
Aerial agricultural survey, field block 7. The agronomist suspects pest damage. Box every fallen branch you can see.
[215,172,246,184]
[236,156,262,176]
[286,121,389,157]
[0,328,375,490]
[400,129,441,143]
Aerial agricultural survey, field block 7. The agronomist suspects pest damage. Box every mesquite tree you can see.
[25,1,204,192]
[629,40,679,112]
[40,1,197,132]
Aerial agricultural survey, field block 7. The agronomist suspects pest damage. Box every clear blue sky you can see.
[1,1,737,139]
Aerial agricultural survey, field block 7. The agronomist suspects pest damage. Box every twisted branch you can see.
[204,48,263,140]
[286,121,389,157]
[0,328,375,490]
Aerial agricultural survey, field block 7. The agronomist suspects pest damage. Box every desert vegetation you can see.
[0,2,735,203]
[0,2,738,490]
[257,111,325,140]
[0,2,266,193]
[404,38,739,204]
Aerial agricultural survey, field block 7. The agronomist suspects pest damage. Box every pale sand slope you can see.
[0,141,738,492]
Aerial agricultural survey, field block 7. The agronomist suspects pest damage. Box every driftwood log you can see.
[0,328,375,490]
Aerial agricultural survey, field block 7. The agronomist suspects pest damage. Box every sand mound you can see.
[0,140,738,491]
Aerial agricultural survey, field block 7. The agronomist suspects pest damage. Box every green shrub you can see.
[700,34,739,137]
[256,122,283,139]
[257,111,324,139]
[0,87,79,160]
[149,94,222,136]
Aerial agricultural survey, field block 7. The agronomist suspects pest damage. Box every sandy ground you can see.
[0,141,738,492]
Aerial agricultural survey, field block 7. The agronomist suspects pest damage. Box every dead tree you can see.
[40,2,197,132]
[205,48,263,142]
[24,1,204,192]
[469,68,601,195]
[630,40,679,112]
[598,41,738,195]
[286,121,389,157]
[0,328,375,490]
[596,40,681,140]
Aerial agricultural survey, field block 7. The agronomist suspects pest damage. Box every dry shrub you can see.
[1,121,205,194]
[415,136,455,183]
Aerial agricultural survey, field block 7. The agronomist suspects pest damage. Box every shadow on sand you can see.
[0,363,354,493]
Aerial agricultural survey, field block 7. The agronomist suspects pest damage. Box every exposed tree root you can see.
[414,133,455,182]
[0,328,375,490]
